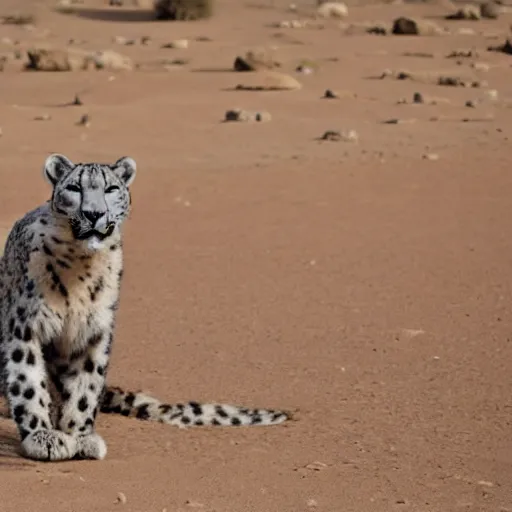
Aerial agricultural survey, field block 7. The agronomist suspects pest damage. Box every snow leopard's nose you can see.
[83,210,105,226]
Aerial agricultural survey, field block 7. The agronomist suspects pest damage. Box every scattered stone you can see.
[465,99,478,107]
[25,48,92,71]
[1,37,14,46]
[366,23,389,35]
[304,461,329,471]
[276,19,310,28]
[323,89,337,98]
[154,0,213,21]
[403,51,435,58]
[72,94,83,105]
[235,71,301,91]
[446,4,481,20]
[480,2,500,18]
[34,113,52,121]
[319,129,358,142]
[224,108,271,122]
[391,17,444,35]
[185,500,205,508]
[1,13,35,25]
[77,114,90,127]
[0,55,7,72]
[413,92,424,103]
[447,48,479,58]
[423,153,439,160]
[456,27,476,35]
[483,88,498,101]
[92,50,133,71]
[234,48,281,71]
[383,118,416,124]
[141,36,151,45]
[116,492,127,504]
[466,61,486,72]
[162,39,189,49]
[316,2,348,19]
[488,39,512,55]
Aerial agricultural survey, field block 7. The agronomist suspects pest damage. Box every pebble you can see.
[320,130,358,142]
[162,39,189,49]
[116,492,127,504]
[323,89,338,99]
[423,153,439,161]
[224,109,271,122]
[77,114,90,127]
[34,113,52,121]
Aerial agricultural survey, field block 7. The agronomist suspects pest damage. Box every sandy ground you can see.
[0,0,511,510]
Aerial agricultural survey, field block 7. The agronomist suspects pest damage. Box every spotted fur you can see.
[0,154,290,462]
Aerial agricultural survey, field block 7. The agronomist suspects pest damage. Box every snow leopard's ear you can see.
[111,156,137,187]
[43,154,75,186]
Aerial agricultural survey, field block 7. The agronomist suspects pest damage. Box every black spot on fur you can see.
[231,417,242,426]
[18,373,26,382]
[9,383,21,397]
[40,218,48,225]
[8,317,15,334]
[125,393,135,407]
[215,405,228,418]
[97,366,105,377]
[13,405,25,420]
[212,419,221,426]
[26,280,35,292]
[42,243,54,257]
[14,326,22,340]
[29,416,39,430]
[78,396,88,412]
[189,402,203,416]
[57,259,71,269]
[20,429,30,441]
[88,333,102,346]
[68,421,76,429]
[51,236,64,245]
[84,358,94,373]
[11,349,24,363]
[85,418,93,427]
[136,404,150,420]
[23,388,35,400]
[26,350,36,365]
[181,416,191,425]
[23,326,32,342]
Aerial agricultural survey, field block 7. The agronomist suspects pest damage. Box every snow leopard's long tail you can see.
[100,386,291,427]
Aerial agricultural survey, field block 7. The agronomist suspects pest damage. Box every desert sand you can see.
[0,0,511,510]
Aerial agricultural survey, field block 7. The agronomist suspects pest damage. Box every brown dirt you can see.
[1,0,512,510]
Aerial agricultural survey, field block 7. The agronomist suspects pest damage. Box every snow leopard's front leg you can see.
[55,329,112,460]
[2,327,78,461]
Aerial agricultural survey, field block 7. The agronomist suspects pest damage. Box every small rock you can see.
[77,114,90,127]
[483,88,498,101]
[224,109,271,122]
[480,2,500,19]
[383,118,416,124]
[234,48,281,72]
[319,129,358,142]
[413,92,424,103]
[471,61,489,72]
[304,461,329,471]
[447,48,479,58]
[457,27,476,35]
[316,2,348,19]
[307,499,318,507]
[423,153,439,160]
[392,17,443,35]
[1,37,13,46]
[140,36,151,45]
[446,4,481,20]
[235,71,301,91]
[323,89,338,98]
[465,99,478,107]
[116,492,127,504]
[34,113,51,121]
[488,39,512,55]
[162,39,189,49]
[72,94,83,106]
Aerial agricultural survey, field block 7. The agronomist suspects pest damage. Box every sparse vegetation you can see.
[153,0,213,20]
